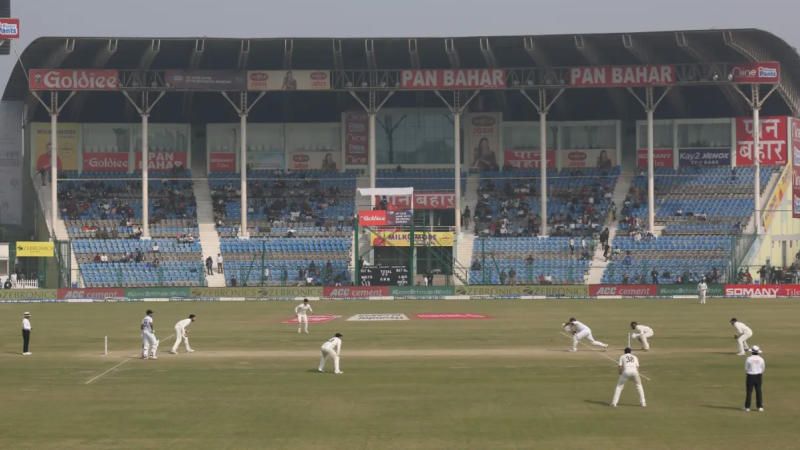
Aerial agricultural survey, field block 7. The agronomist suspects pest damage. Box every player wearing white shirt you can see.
[743,346,765,411]
[141,309,159,359]
[610,347,646,407]
[21,312,32,355]
[318,333,343,374]
[730,318,753,355]
[170,314,196,354]
[295,298,313,334]
[697,279,708,304]
[564,317,609,352]
[630,322,654,351]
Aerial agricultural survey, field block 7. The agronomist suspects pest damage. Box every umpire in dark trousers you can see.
[743,345,765,411]
[22,312,32,355]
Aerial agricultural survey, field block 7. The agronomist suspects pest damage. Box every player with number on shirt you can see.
[610,347,647,408]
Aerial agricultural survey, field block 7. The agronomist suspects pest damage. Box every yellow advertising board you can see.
[16,241,54,257]
[31,122,80,172]
[762,163,791,230]
[370,231,454,247]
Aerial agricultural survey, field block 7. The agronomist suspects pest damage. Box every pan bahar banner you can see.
[371,231,454,247]
[31,122,80,171]
[735,116,788,166]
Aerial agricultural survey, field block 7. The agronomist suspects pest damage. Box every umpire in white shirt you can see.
[22,312,32,355]
[743,346,765,412]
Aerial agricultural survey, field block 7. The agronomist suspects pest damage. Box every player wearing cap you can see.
[743,346,765,412]
[295,298,313,334]
[318,333,343,374]
[730,318,753,356]
[141,309,159,359]
[169,314,196,354]
[697,278,708,304]
[564,317,609,352]
[630,322,654,351]
[21,312,32,355]
[610,347,646,408]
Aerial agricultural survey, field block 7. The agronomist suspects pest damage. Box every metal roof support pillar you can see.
[627,86,670,235]
[433,89,480,236]
[221,91,266,239]
[122,90,166,240]
[519,88,564,237]
[349,89,395,207]
[31,90,76,239]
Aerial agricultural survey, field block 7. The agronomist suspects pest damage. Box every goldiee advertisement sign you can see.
[455,285,589,297]
[29,69,119,91]
[190,286,323,298]
[83,152,129,172]
[657,284,724,296]
[358,210,412,226]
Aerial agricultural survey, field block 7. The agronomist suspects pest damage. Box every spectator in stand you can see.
[205,256,214,275]
[651,269,659,284]
[462,206,471,228]
[216,253,224,274]
[499,269,507,285]
[604,243,611,262]
[622,274,630,284]
[569,237,575,255]
[508,268,516,285]
[600,227,609,247]
[471,259,482,271]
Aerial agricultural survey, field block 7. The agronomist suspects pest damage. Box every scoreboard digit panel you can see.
[359,265,410,286]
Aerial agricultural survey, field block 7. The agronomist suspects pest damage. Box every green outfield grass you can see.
[0,298,797,450]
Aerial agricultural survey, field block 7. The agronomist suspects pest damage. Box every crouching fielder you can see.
[295,298,313,334]
[731,318,753,356]
[318,333,343,374]
[630,322,654,350]
[610,347,646,407]
[141,309,159,359]
[565,317,609,352]
[170,314,196,354]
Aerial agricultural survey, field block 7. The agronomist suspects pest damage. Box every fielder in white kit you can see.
[141,309,159,359]
[610,347,646,407]
[565,317,609,352]
[170,314,196,354]
[318,333,343,374]
[295,298,313,334]
[697,278,708,304]
[730,318,753,355]
[630,321,654,350]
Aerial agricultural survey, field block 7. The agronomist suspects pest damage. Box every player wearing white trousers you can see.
[295,299,313,334]
[610,348,646,407]
[698,280,708,304]
[171,314,196,353]
[630,322,654,350]
[731,318,753,355]
[141,309,159,359]
[565,318,608,352]
[318,333,343,374]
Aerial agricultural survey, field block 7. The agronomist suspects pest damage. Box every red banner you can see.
[636,149,674,168]
[735,116,788,166]
[29,69,119,91]
[792,118,800,218]
[0,18,20,39]
[569,65,674,87]
[209,152,236,172]
[344,111,368,165]
[400,69,506,90]
[589,285,657,297]
[723,284,787,297]
[730,62,780,84]
[134,152,187,171]
[323,286,389,298]
[57,288,125,299]
[382,192,455,210]
[358,210,388,226]
[82,152,129,172]
[503,150,556,169]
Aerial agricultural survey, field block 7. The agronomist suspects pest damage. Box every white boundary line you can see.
[84,333,174,385]
[560,331,652,381]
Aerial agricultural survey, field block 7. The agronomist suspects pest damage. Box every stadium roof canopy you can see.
[4,28,800,123]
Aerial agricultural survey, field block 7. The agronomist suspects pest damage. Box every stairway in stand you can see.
[193,178,227,287]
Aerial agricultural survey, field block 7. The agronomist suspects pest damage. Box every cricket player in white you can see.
[318,333,343,374]
[630,321,654,351]
[141,309,159,359]
[565,317,609,352]
[610,347,646,407]
[295,298,313,334]
[731,318,753,355]
[698,278,708,304]
[170,314,196,354]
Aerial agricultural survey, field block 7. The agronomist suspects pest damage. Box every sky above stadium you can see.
[2,0,798,89]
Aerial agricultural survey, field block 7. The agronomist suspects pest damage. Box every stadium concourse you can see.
[2,29,800,291]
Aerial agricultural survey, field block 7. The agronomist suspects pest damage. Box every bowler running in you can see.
[170,314,197,354]
[141,309,159,359]
[295,298,313,334]
[318,333,343,374]
[610,347,647,407]
[564,318,609,352]
[630,322,654,351]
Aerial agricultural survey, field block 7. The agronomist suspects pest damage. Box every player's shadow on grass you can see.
[701,404,742,411]
[584,400,611,407]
